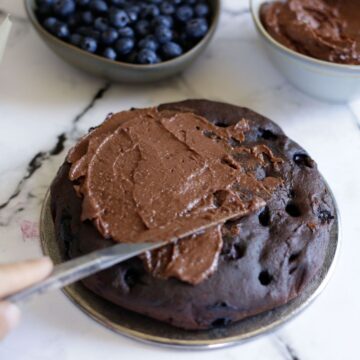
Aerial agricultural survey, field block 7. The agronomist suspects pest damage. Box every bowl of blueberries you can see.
[25,0,220,83]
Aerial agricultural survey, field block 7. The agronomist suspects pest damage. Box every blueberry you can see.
[94,17,109,31]
[126,4,141,15]
[69,33,82,46]
[162,41,183,59]
[179,32,195,49]
[36,4,53,18]
[137,48,159,64]
[103,47,117,60]
[138,35,159,51]
[110,0,126,5]
[318,209,334,224]
[160,2,175,15]
[80,36,98,53]
[43,17,57,31]
[141,4,160,19]
[77,26,101,40]
[36,0,211,67]
[176,5,193,22]
[151,15,173,28]
[36,0,55,5]
[54,22,70,38]
[135,20,150,36]
[67,13,81,28]
[36,0,54,16]
[154,25,172,43]
[101,28,118,45]
[195,3,210,17]
[80,11,94,25]
[186,18,208,38]
[115,37,135,55]
[293,153,314,168]
[53,0,76,17]
[76,0,90,6]
[110,9,129,28]
[118,27,135,38]
[126,9,138,23]
[89,0,108,14]
[126,51,138,63]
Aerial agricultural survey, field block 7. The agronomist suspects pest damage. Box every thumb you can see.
[0,302,20,340]
[0,257,53,298]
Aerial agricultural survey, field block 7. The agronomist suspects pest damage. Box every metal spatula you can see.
[5,209,246,304]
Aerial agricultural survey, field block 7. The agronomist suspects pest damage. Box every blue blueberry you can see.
[176,5,193,22]
[151,15,173,28]
[115,37,135,55]
[162,41,183,59]
[118,26,135,38]
[186,18,208,38]
[154,25,172,43]
[135,20,150,36]
[160,2,175,15]
[137,48,160,64]
[53,0,76,17]
[43,17,57,31]
[37,0,212,66]
[138,35,159,51]
[54,22,70,38]
[77,26,101,40]
[141,4,160,19]
[80,36,98,53]
[195,3,210,17]
[36,0,55,6]
[76,0,90,6]
[110,0,126,5]
[37,5,53,17]
[36,0,55,15]
[126,9,138,23]
[69,33,82,46]
[101,28,118,45]
[126,4,141,15]
[126,51,138,63]
[94,17,109,31]
[67,13,81,27]
[103,47,117,60]
[80,11,93,25]
[109,9,129,28]
[89,0,108,14]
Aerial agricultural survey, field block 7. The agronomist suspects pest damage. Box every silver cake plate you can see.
[40,187,340,350]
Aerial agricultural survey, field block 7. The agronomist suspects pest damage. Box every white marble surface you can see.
[0,1,359,359]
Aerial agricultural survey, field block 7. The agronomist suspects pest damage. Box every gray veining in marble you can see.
[0,1,358,359]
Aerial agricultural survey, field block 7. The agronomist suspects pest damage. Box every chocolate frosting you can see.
[67,107,283,284]
[260,0,360,65]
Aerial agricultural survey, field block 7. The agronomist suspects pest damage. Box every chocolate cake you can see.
[51,100,335,330]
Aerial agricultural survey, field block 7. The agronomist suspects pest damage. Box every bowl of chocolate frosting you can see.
[250,0,360,103]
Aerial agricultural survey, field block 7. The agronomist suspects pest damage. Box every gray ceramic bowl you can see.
[25,0,220,83]
[250,0,360,103]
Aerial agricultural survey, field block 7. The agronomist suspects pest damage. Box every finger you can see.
[0,302,20,340]
[0,257,53,298]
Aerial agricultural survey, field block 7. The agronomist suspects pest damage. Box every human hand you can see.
[0,258,53,340]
